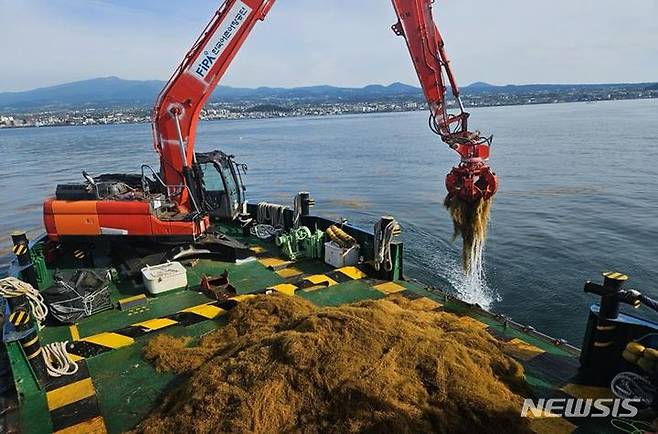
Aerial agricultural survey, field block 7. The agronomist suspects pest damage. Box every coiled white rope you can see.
[250,224,282,240]
[0,277,48,328]
[374,219,399,272]
[42,341,78,377]
[610,371,656,405]
[256,202,286,228]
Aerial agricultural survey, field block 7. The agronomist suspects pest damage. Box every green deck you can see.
[6,237,651,434]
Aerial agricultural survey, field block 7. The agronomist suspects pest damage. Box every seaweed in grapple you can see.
[444,194,493,274]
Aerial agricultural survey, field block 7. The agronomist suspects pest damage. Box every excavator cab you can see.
[195,151,246,221]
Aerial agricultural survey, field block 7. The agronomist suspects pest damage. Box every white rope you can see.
[256,202,286,228]
[42,341,78,377]
[610,371,656,405]
[374,219,398,272]
[292,194,303,229]
[0,277,48,328]
[250,224,282,240]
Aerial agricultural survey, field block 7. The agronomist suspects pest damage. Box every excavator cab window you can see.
[196,151,245,221]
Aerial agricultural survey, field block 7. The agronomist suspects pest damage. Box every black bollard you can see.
[9,310,49,386]
[11,231,39,289]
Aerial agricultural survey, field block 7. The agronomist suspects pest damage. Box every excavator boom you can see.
[391,0,497,201]
[154,0,276,207]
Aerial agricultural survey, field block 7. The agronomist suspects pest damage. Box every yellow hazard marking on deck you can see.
[337,266,367,280]
[67,353,84,363]
[456,316,489,330]
[54,415,107,434]
[259,257,289,268]
[596,324,616,331]
[133,318,178,331]
[118,294,147,304]
[46,378,96,411]
[81,332,134,349]
[561,383,615,400]
[502,338,545,362]
[270,283,298,296]
[373,281,406,294]
[232,294,257,302]
[69,325,80,341]
[182,304,225,319]
[250,245,266,254]
[276,267,303,279]
[306,274,338,286]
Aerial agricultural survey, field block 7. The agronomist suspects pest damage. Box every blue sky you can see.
[1,0,657,92]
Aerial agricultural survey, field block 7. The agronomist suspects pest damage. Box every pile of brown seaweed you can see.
[135,294,531,434]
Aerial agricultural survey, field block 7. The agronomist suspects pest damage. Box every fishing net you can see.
[444,194,493,274]
[135,294,532,434]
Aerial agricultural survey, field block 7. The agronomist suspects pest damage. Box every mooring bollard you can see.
[11,231,39,289]
[9,309,49,385]
[298,192,315,217]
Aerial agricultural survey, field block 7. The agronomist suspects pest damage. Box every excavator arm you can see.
[153,0,276,209]
[391,0,497,201]
[155,0,496,210]
[43,0,496,243]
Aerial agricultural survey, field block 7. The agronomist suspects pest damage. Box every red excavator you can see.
[43,0,497,244]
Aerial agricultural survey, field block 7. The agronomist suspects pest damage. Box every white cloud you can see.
[0,0,656,92]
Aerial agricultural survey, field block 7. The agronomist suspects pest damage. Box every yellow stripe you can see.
[337,266,367,280]
[133,318,178,331]
[250,245,266,254]
[118,294,147,304]
[373,281,406,294]
[22,335,39,348]
[259,257,289,268]
[593,341,614,348]
[67,353,84,363]
[305,274,338,286]
[18,311,27,324]
[69,325,80,341]
[81,332,134,349]
[26,348,42,360]
[232,294,257,302]
[54,416,107,434]
[182,304,225,319]
[46,378,96,411]
[596,325,616,331]
[269,283,297,296]
[276,267,303,279]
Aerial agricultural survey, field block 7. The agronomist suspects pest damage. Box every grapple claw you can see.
[445,161,498,202]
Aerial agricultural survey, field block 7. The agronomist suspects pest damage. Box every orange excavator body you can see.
[44,0,496,242]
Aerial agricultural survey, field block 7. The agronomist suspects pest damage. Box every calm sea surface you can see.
[1,99,657,344]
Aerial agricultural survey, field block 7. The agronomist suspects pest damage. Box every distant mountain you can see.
[0,77,655,112]
[461,81,657,94]
[0,77,165,110]
[0,77,424,111]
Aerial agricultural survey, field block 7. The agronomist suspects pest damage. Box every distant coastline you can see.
[1,77,656,129]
